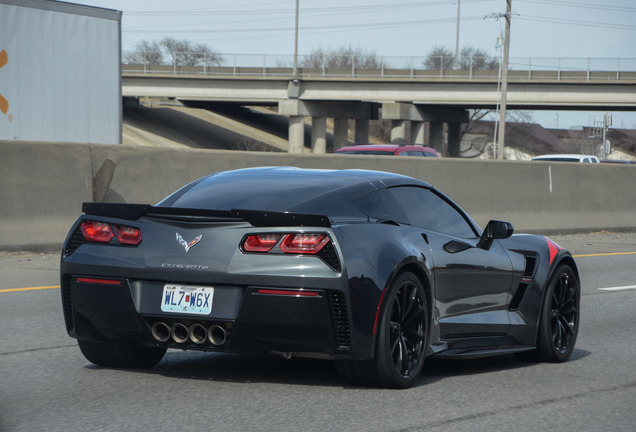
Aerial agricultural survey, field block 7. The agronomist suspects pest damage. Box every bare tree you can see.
[460,111,544,158]
[123,40,163,64]
[425,45,498,71]
[160,37,223,66]
[563,129,600,155]
[301,46,382,69]
[423,46,454,70]
[124,38,223,66]
[458,46,499,70]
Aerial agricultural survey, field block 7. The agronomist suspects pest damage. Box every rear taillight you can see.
[243,234,282,252]
[79,221,141,245]
[242,232,330,255]
[113,225,142,245]
[80,221,113,243]
[280,233,330,254]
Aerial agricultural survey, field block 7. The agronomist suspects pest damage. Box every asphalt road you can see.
[1,232,635,432]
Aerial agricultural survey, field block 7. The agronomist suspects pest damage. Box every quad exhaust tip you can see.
[171,323,189,344]
[208,325,227,346]
[151,321,228,346]
[151,322,171,343]
[188,323,207,345]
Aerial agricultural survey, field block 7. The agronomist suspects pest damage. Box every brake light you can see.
[280,233,330,254]
[79,221,141,245]
[113,225,142,245]
[80,221,113,243]
[243,234,282,252]
[242,232,331,254]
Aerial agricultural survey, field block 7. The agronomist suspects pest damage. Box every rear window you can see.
[163,172,347,212]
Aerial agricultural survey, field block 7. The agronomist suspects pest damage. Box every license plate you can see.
[161,284,213,315]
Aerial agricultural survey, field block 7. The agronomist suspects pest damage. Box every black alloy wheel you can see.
[537,264,580,362]
[375,271,428,388]
[335,271,428,388]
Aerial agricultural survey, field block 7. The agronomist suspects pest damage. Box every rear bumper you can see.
[62,275,353,358]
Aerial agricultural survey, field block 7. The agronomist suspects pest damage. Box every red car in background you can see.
[335,144,440,157]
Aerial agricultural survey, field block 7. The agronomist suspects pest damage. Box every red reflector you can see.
[80,221,113,243]
[257,289,320,297]
[76,277,122,285]
[243,234,282,252]
[280,233,330,254]
[113,225,142,245]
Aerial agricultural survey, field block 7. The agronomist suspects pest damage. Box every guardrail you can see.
[122,52,636,81]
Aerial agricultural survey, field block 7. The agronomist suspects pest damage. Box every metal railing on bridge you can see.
[122,51,636,81]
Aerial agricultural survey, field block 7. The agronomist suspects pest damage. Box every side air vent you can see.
[327,291,352,350]
[319,242,342,273]
[64,229,86,257]
[509,254,537,311]
[509,283,528,311]
[523,255,537,277]
[62,276,75,332]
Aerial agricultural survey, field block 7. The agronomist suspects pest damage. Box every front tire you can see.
[534,264,580,362]
[78,339,166,369]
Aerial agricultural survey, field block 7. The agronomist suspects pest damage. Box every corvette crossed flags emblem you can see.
[176,233,202,252]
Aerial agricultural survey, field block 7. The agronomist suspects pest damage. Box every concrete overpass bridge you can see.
[121,62,636,155]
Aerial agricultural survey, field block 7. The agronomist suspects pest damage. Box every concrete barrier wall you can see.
[2,140,635,251]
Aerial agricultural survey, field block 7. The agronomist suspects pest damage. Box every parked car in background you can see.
[600,160,636,165]
[335,144,439,157]
[531,154,599,163]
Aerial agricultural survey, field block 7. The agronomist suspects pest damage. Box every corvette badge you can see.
[176,233,202,252]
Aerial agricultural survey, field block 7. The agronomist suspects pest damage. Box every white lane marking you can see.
[598,285,636,292]
[548,166,553,193]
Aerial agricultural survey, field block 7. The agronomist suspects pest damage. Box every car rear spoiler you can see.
[82,203,332,228]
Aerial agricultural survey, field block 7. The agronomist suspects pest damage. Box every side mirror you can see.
[477,220,514,250]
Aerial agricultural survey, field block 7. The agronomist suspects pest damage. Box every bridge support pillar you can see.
[311,117,327,153]
[429,122,444,155]
[355,119,369,143]
[288,116,305,153]
[333,118,349,150]
[382,103,468,157]
[411,121,426,145]
[447,122,461,157]
[279,100,378,153]
[390,120,407,144]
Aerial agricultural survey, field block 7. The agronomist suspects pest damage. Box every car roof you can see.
[335,144,438,153]
[160,167,432,214]
[532,154,598,160]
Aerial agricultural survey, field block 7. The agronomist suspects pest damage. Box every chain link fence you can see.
[121,51,636,80]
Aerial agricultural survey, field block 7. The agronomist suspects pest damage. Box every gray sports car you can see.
[61,167,580,388]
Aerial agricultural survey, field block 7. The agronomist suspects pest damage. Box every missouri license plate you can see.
[161,284,213,315]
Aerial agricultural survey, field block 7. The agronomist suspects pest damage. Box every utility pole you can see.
[497,0,512,160]
[602,112,612,159]
[455,0,461,69]
[293,0,299,77]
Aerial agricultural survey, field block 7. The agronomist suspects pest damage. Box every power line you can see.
[519,0,636,13]
[519,15,636,31]
[123,15,487,35]
[124,0,496,16]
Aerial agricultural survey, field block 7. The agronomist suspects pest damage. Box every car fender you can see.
[334,223,433,358]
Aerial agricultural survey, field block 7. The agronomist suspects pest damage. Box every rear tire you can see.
[78,339,166,369]
[336,272,428,388]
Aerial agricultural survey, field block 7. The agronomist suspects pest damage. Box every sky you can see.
[69,0,636,129]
